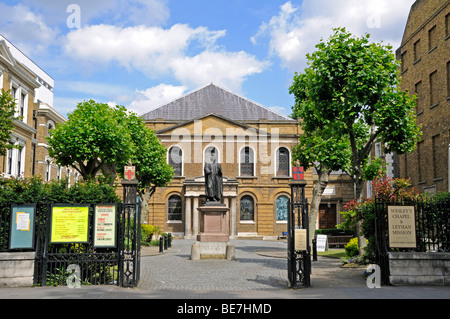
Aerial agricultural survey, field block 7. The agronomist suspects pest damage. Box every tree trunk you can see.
[139,186,156,225]
[308,168,331,248]
[354,177,367,256]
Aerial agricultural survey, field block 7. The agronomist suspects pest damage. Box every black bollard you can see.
[168,233,172,248]
[312,238,317,261]
[159,236,164,253]
[164,234,168,250]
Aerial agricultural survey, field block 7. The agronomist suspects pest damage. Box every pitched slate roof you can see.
[142,83,293,122]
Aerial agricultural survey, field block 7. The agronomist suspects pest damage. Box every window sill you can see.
[239,220,255,224]
[428,46,437,54]
[276,221,288,224]
[167,220,183,224]
[430,102,439,109]
[237,176,258,179]
[272,176,291,180]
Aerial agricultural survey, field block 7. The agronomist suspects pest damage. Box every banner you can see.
[94,204,117,248]
[50,205,90,243]
[9,205,36,249]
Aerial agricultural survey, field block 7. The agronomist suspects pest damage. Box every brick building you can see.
[0,35,74,183]
[395,0,450,193]
[142,83,314,238]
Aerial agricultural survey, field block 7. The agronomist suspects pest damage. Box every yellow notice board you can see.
[50,206,90,243]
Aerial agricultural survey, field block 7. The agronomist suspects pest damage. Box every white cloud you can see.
[0,3,60,55]
[63,23,268,92]
[169,50,270,92]
[128,84,187,115]
[252,0,415,72]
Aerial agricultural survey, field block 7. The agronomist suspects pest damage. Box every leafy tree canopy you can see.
[290,28,421,199]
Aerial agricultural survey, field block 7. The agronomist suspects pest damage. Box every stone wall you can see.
[389,252,450,286]
[0,252,35,288]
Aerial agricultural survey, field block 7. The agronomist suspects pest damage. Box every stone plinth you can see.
[191,202,235,260]
[197,202,229,242]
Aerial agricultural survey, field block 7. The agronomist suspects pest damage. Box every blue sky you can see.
[0,0,415,118]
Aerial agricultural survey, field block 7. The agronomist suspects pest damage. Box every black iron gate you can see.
[34,181,141,288]
[287,180,311,288]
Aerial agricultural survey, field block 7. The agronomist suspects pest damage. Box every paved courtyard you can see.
[0,239,449,300]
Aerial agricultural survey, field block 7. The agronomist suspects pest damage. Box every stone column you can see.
[230,197,237,239]
[184,197,192,238]
[193,197,199,237]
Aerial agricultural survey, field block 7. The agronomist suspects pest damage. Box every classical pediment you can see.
[156,113,270,138]
[0,40,16,67]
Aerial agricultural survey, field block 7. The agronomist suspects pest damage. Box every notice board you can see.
[50,205,90,243]
[94,204,117,248]
[9,204,36,249]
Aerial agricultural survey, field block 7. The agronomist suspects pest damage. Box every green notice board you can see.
[9,205,36,250]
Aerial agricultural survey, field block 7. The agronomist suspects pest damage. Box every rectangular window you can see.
[428,25,437,51]
[418,141,424,182]
[430,70,439,107]
[6,148,13,175]
[415,81,423,114]
[401,51,408,72]
[432,135,441,179]
[20,92,26,118]
[17,147,22,176]
[446,13,450,38]
[447,61,450,97]
[413,39,421,62]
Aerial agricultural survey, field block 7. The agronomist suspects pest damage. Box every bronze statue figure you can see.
[204,148,223,202]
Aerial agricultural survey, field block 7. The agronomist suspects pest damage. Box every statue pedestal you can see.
[191,202,235,260]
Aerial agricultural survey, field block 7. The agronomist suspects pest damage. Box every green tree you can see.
[0,89,19,156]
[48,100,133,180]
[290,28,420,200]
[290,28,420,251]
[48,100,173,206]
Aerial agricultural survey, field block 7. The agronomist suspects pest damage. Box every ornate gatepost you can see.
[288,167,311,288]
[119,166,141,287]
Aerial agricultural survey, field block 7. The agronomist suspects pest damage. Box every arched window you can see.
[168,146,182,177]
[276,195,289,221]
[276,147,290,177]
[168,195,182,221]
[240,147,254,176]
[240,195,254,221]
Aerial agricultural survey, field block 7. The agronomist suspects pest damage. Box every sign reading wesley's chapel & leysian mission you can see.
[387,206,417,248]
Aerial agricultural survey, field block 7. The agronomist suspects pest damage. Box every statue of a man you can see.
[204,148,223,202]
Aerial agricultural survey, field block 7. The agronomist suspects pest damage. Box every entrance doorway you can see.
[319,204,336,229]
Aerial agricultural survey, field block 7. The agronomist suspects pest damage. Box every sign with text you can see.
[388,205,417,248]
[316,234,329,252]
[294,229,307,251]
[50,205,90,243]
[94,204,117,248]
[9,205,36,249]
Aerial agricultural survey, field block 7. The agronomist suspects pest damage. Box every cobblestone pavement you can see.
[1,239,450,300]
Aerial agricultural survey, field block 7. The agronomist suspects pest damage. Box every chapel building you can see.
[142,83,314,238]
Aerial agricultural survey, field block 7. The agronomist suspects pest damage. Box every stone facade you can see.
[0,36,73,183]
[143,84,314,238]
[395,0,450,193]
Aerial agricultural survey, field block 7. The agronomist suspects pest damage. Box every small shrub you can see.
[344,237,359,258]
